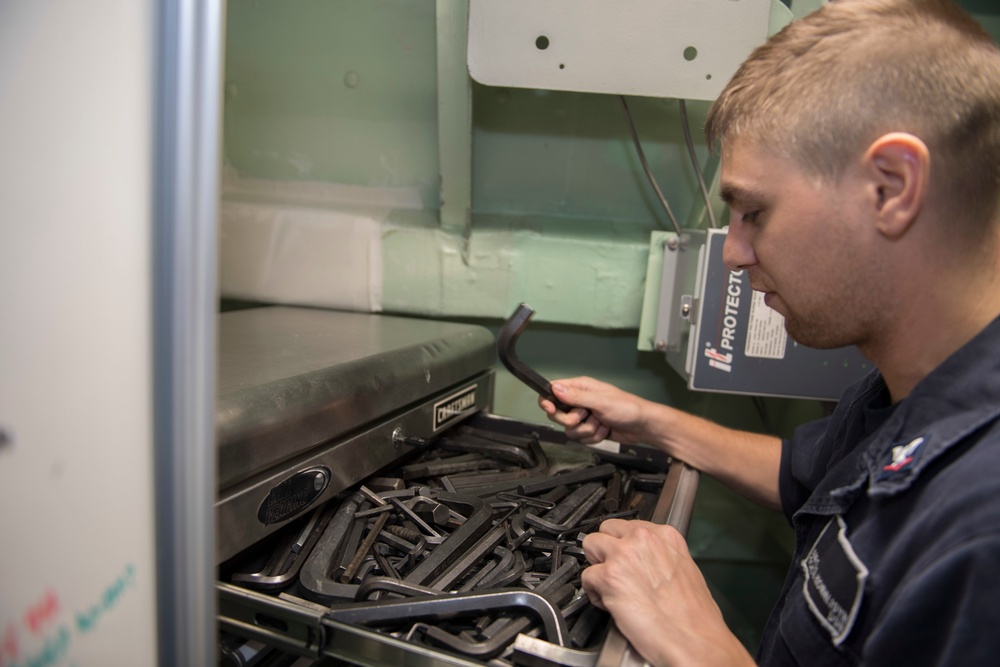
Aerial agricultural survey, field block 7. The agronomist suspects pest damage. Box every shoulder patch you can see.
[800,515,869,646]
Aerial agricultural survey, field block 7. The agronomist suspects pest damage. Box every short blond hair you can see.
[705,0,1000,228]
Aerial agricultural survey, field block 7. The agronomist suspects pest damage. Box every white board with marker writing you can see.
[0,2,159,665]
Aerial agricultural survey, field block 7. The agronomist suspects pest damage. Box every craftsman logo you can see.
[433,384,478,431]
[801,516,868,646]
[707,269,744,372]
[882,436,925,473]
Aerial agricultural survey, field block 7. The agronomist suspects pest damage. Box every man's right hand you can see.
[539,375,784,510]
[538,376,651,445]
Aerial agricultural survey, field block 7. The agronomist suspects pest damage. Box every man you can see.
[539,0,1000,664]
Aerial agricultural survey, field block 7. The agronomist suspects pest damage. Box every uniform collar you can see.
[797,315,1000,515]
[865,315,1000,497]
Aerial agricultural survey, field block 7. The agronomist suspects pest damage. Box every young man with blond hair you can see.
[540,0,1000,664]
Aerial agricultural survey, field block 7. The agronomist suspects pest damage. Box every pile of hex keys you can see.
[226,425,669,665]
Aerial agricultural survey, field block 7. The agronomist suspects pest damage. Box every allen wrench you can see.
[569,605,608,649]
[377,526,426,571]
[489,501,522,527]
[340,511,391,584]
[555,509,639,543]
[511,633,600,667]
[439,433,539,468]
[419,584,577,659]
[518,464,617,497]
[329,503,367,580]
[354,577,443,602]
[389,497,445,544]
[402,491,492,587]
[559,591,591,621]
[477,550,525,590]
[419,559,579,658]
[510,487,570,538]
[372,544,401,581]
[496,492,556,510]
[407,496,451,528]
[324,589,571,648]
[299,493,366,602]
[447,437,549,490]
[427,525,507,591]
[523,482,607,535]
[399,453,499,481]
[603,472,622,512]
[229,505,329,591]
[457,554,501,593]
[498,303,588,419]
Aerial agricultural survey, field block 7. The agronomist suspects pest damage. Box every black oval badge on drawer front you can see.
[258,466,331,525]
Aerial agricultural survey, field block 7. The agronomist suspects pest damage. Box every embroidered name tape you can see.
[800,515,869,646]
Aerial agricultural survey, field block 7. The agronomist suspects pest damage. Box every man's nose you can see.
[722,222,757,271]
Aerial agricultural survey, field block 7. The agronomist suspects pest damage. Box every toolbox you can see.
[215,306,698,667]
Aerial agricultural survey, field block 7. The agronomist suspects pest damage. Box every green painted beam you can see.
[380,212,651,328]
[436,0,473,251]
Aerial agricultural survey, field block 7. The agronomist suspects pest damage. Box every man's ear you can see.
[863,133,930,240]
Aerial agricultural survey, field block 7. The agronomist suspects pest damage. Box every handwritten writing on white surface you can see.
[0,564,135,667]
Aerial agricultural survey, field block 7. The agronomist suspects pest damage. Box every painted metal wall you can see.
[220,0,1000,330]
[220,0,719,328]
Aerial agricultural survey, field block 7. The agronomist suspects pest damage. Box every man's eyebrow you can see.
[720,184,767,207]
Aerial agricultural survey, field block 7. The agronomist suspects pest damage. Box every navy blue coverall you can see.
[757,316,1000,665]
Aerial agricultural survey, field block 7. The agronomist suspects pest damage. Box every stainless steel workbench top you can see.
[217,307,495,490]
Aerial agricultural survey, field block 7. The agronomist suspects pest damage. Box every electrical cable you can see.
[679,99,718,228]
[619,95,682,236]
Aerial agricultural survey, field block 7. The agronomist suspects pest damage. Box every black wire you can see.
[679,99,718,229]
[619,96,682,235]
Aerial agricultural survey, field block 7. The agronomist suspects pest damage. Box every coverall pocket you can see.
[777,592,860,667]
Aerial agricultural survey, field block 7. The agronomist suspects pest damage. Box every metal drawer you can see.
[217,414,698,667]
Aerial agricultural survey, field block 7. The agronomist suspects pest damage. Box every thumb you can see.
[550,381,577,404]
[551,379,597,413]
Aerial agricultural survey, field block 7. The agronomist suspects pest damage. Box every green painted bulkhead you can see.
[222,0,726,328]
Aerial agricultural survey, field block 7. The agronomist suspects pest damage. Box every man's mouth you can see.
[747,272,779,303]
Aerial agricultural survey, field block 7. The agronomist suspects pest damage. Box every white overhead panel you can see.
[468,0,773,101]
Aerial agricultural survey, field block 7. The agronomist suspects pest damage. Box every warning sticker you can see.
[745,291,787,359]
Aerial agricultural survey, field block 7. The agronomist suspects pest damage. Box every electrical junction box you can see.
[638,228,872,400]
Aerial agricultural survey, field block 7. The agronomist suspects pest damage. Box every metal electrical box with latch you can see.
[640,228,872,400]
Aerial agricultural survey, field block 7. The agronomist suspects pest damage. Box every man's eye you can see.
[741,210,761,224]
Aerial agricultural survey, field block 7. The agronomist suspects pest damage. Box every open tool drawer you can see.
[215,307,698,667]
